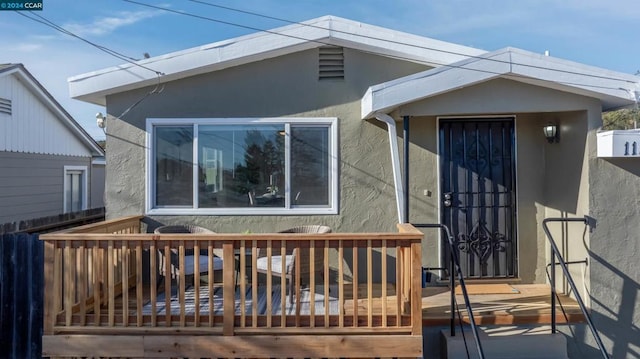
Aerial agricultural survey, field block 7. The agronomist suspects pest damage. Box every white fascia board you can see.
[327,17,485,66]
[92,158,106,165]
[362,47,640,118]
[362,51,511,118]
[69,15,486,105]
[507,49,639,104]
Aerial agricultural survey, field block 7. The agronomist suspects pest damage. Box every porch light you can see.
[543,123,558,143]
[96,112,107,129]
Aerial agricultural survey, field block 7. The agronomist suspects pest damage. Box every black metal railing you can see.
[413,223,485,359]
[542,217,609,359]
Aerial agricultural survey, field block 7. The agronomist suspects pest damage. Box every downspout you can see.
[373,113,406,223]
[403,116,410,223]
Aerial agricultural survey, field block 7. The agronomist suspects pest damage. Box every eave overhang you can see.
[69,15,485,106]
[362,47,640,119]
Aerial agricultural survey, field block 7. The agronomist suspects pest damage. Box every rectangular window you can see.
[291,126,330,206]
[155,126,193,207]
[64,166,88,213]
[147,118,338,215]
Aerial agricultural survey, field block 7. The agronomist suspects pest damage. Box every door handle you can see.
[443,192,452,207]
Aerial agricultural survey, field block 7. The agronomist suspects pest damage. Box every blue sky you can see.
[1,0,639,140]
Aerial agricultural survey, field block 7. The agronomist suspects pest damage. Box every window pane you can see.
[71,172,82,211]
[155,126,193,206]
[65,170,84,212]
[65,173,72,212]
[291,126,330,206]
[198,125,285,208]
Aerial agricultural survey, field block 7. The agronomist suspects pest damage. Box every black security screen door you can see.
[440,118,517,279]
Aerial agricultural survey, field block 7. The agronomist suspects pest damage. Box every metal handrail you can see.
[542,217,609,359]
[413,223,485,359]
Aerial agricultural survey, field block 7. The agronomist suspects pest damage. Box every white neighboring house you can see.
[0,63,105,224]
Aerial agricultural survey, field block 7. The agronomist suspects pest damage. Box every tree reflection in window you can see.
[234,129,285,205]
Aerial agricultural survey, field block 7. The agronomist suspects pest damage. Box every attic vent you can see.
[0,98,10,115]
[319,46,344,80]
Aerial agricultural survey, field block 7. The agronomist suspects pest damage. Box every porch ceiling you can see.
[362,47,640,119]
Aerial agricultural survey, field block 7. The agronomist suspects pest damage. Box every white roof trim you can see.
[362,47,640,118]
[0,64,105,156]
[69,15,485,106]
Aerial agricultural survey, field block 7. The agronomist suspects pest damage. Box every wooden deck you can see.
[327,283,585,327]
[421,283,585,326]
[100,282,585,325]
[40,217,425,358]
[39,216,587,358]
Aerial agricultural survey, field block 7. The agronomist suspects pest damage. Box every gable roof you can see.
[68,15,485,106]
[361,47,640,118]
[0,64,104,156]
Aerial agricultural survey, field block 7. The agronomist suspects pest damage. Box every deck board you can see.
[114,282,584,327]
[421,283,585,326]
[335,283,584,326]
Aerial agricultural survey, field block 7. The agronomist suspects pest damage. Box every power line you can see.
[187,0,484,62]
[16,11,167,125]
[16,11,164,76]
[123,0,525,82]
[184,0,638,86]
[122,0,637,93]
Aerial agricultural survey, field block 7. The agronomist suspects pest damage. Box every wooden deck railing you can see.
[41,218,424,358]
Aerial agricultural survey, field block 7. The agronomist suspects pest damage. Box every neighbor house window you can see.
[146,118,338,215]
[64,166,88,213]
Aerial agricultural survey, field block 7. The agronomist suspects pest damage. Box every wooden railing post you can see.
[41,221,424,353]
[411,240,422,335]
[397,223,424,334]
[223,241,235,335]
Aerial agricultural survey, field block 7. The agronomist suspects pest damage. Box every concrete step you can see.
[441,326,569,359]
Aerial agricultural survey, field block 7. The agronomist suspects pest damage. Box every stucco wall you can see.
[395,77,640,356]
[104,47,428,234]
[400,79,596,286]
[587,121,640,357]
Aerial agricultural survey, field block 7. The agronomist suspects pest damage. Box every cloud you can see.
[561,0,640,20]
[63,10,163,37]
[0,32,130,140]
[10,43,43,52]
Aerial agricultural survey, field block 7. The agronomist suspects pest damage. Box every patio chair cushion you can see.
[256,254,294,274]
[154,224,223,276]
[181,255,223,275]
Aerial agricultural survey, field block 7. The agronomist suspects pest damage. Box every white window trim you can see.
[145,117,339,216]
[63,165,88,213]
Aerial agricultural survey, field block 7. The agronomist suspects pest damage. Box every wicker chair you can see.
[256,225,332,304]
[154,225,223,280]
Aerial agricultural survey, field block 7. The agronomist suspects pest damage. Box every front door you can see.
[439,118,517,279]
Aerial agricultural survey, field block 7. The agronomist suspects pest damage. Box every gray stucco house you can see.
[0,64,105,225]
[68,16,640,357]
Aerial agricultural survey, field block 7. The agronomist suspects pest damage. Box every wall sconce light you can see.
[543,123,558,143]
[96,112,107,129]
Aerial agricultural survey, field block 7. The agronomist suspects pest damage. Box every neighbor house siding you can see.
[104,47,429,234]
[0,72,91,157]
[90,162,105,208]
[0,152,91,223]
